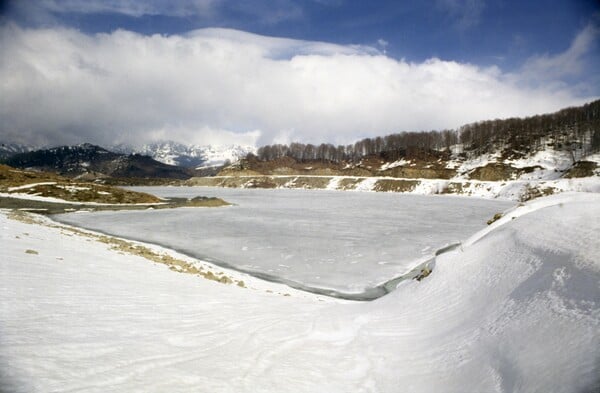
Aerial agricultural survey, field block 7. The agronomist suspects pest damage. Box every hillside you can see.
[3,143,193,181]
[0,164,231,213]
[2,101,599,195]
[0,143,35,160]
[188,100,600,200]
[0,164,162,204]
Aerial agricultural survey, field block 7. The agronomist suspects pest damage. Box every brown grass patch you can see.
[372,179,420,192]
[563,161,597,178]
[1,164,161,204]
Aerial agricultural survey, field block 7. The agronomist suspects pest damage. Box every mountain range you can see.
[2,100,599,185]
[2,143,192,181]
[1,141,255,170]
[111,142,256,169]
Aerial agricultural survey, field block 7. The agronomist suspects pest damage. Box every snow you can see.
[585,152,600,163]
[1,192,599,392]
[326,176,342,190]
[445,148,600,182]
[7,182,57,191]
[56,187,513,295]
[452,152,501,177]
[353,177,378,191]
[110,141,256,168]
[506,149,573,172]
[56,185,91,192]
[379,159,409,170]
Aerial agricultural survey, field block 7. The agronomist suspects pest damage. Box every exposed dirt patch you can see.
[372,179,420,192]
[220,156,345,176]
[414,267,432,281]
[0,164,162,204]
[283,176,332,189]
[188,175,335,190]
[487,212,503,225]
[12,183,161,204]
[520,185,555,202]
[380,167,456,179]
[0,195,230,214]
[217,168,263,177]
[563,161,598,178]
[186,177,233,187]
[185,196,230,207]
[244,177,279,189]
[340,167,374,177]
[468,163,522,181]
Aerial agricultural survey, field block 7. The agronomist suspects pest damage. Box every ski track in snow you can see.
[1,192,599,392]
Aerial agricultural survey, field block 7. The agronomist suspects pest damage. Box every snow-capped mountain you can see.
[111,141,255,169]
[5,143,191,179]
[0,143,36,160]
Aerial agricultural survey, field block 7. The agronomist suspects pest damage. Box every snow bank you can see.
[7,182,57,191]
[1,192,599,392]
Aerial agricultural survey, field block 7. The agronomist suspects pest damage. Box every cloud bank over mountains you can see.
[0,23,597,147]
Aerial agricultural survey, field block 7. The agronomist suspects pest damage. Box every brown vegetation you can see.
[372,179,419,192]
[0,164,162,204]
[467,163,523,181]
[487,213,503,225]
[563,161,598,178]
[520,185,555,202]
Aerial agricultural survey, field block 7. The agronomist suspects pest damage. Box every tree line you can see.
[254,100,600,163]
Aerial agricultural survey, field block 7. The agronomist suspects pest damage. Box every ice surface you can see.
[55,187,513,294]
[1,193,598,392]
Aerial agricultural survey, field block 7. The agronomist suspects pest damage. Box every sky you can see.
[0,0,599,148]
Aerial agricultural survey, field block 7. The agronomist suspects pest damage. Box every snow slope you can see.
[1,193,599,392]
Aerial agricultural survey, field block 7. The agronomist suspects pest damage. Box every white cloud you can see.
[0,24,596,148]
[519,23,599,82]
[436,0,485,30]
[377,38,388,48]
[35,0,219,18]
[9,0,304,27]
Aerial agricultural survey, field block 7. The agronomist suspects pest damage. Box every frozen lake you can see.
[55,187,513,297]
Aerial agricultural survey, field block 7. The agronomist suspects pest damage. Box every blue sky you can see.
[1,0,599,146]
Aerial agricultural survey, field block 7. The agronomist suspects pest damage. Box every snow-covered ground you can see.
[55,188,513,295]
[1,192,598,392]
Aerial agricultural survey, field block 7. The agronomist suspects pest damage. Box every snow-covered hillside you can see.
[111,141,255,169]
[191,147,600,200]
[1,192,598,392]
